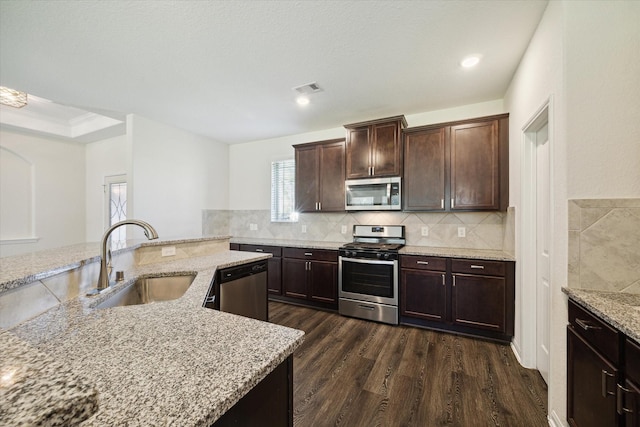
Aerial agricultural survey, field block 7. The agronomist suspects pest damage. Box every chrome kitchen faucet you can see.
[90,219,159,294]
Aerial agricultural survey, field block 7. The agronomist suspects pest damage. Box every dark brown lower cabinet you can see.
[280,247,338,310]
[567,299,640,427]
[400,255,514,343]
[567,326,619,427]
[624,339,640,427]
[452,274,506,332]
[400,256,447,322]
[212,355,293,427]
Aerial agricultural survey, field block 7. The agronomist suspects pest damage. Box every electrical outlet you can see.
[161,246,176,257]
[341,225,347,234]
[249,223,258,231]
[301,225,307,233]
[458,227,466,237]
[421,226,429,236]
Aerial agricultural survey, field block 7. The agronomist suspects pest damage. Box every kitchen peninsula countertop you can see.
[1,242,305,426]
[230,237,515,261]
[563,287,640,343]
[0,236,231,293]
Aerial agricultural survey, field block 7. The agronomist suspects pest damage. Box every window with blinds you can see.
[271,159,297,222]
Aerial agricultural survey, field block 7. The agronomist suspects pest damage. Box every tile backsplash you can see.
[568,199,640,293]
[203,209,512,251]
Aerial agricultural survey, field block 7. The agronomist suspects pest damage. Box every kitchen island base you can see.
[213,355,293,427]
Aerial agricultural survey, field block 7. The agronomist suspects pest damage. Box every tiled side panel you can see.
[568,199,640,293]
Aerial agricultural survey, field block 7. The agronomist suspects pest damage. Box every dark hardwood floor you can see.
[269,302,548,427]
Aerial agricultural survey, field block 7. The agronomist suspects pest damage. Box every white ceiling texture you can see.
[0,1,548,144]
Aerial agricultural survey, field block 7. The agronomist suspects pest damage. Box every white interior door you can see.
[535,123,550,385]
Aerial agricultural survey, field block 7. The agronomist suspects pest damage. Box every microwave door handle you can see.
[387,183,391,202]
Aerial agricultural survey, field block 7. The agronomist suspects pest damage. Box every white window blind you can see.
[271,159,296,222]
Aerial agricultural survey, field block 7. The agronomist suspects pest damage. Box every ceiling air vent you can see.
[292,82,323,95]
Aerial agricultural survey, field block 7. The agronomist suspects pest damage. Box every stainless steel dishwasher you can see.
[203,260,268,321]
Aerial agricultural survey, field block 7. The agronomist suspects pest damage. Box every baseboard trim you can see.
[510,342,524,366]
[548,409,567,427]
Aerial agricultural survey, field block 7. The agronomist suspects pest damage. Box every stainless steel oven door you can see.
[338,256,398,306]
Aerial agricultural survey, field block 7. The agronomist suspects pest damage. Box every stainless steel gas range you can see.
[338,225,405,325]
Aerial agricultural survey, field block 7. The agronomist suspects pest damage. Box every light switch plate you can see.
[421,226,429,236]
[301,225,307,233]
[341,225,347,234]
[161,246,176,257]
[249,223,258,231]
[458,227,466,237]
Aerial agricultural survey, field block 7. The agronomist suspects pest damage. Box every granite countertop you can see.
[563,287,640,343]
[400,245,515,261]
[230,237,344,250]
[2,247,305,426]
[230,238,516,261]
[0,236,232,293]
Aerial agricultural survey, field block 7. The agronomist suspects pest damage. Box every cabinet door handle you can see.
[470,265,485,270]
[442,274,445,286]
[441,199,444,209]
[318,202,321,211]
[617,384,634,415]
[451,198,455,208]
[575,318,602,331]
[602,370,616,397]
[416,261,429,265]
[372,167,375,176]
[453,276,456,287]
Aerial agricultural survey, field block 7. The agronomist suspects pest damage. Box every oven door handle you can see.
[339,256,396,266]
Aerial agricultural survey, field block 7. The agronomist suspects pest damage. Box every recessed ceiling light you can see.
[296,96,310,106]
[461,55,481,68]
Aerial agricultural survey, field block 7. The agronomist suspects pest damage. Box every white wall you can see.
[129,115,229,239]
[564,1,640,198]
[504,1,640,425]
[503,1,566,423]
[0,128,86,256]
[229,100,505,210]
[85,134,129,242]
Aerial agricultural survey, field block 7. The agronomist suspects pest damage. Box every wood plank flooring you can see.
[269,302,548,427]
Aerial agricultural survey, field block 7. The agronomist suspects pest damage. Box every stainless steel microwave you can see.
[345,177,401,211]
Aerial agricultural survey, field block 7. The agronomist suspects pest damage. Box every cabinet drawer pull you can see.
[416,261,429,265]
[255,248,264,252]
[470,265,485,269]
[602,370,616,397]
[575,318,602,331]
[304,252,313,256]
[617,384,634,415]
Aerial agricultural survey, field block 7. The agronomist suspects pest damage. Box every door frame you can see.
[518,97,554,374]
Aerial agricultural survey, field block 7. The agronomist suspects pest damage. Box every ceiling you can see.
[0,1,548,145]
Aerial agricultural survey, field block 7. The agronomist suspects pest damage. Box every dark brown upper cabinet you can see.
[294,138,345,213]
[403,127,448,211]
[403,114,509,211]
[344,116,407,179]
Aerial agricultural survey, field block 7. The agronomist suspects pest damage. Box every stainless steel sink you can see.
[96,274,196,309]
